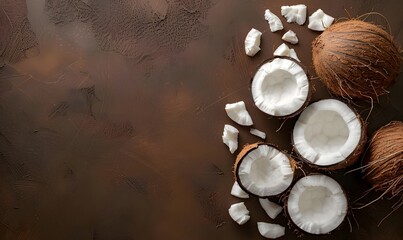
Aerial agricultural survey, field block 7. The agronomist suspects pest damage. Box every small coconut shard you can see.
[308,9,334,31]
[287,174,348,235]
[245,28,262,57]
[235,143,295,197]
[364,121,403,198]
[231,181,250,199]
[292,99,366,169]
[228,202,250,225]
[222,124,239,154]
[312,20,401,100]
[282,30,299,44]
[264,9,284,32]
[251,57,310,117]
[257,222,285,239]
[273,43,301,62]
[281,4,307,25]
[259,198,283,219]
[225,101,254,126]
[250,128,266,140]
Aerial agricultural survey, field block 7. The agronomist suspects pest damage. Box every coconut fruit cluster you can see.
[223,3,401,239]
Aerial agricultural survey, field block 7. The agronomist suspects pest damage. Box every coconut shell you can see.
[291,99,367,171]
[364,121,403,197]
[312,20,401,100]
[234,143,296,197]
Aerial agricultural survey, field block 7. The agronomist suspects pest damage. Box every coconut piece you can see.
[308,9,334,31]
[273,43,300,62]
[257,222,285,239]
[231,181,250,199]
[251,57,310,117]
[264,9,283,32]
[225,101,253,126]
[228,202,250,225]
[250,128,266,140]
[312,20,401,100]
[292,99,366,169]
[234,143,295,197]
[245,28,262,57]
[282,30,298,44]
[222,124,239,154]
[364,121,403,198]
[287,174,348,235]
[259,198,282,219]
[281,4,307,25]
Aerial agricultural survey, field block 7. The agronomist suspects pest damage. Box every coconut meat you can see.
[273,43,300,62]
[264,9,283,32]
[252,58,309,117]
[228,202,250,225]
[293,99,362,166]
[287,175,347,234]
[308,9,334,31]
[225,101,253,126]
[259,198,282,219]
[245,28,262,56]
[282,30,299,44]
[281,4,307,25]
[231,181,249,199]
[250,128,266,140]
[222,124,239,154]
[257,222,285,239]
[237,144,293,196]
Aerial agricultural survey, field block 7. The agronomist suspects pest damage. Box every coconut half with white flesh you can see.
[234,143,295,197]
[286,174,348,235]
[251,57,311,118]
[292,99,366,170]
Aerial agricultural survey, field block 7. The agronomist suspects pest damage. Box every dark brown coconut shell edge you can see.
[233,142,297,198]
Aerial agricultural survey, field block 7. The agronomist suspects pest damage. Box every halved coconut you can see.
[234,143,295,197]
[286,174,348,235]
[292,99,366,169]
[251,57,310,118]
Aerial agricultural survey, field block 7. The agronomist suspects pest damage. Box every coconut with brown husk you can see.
[251,56,312,118]
[286,174,348,235]
[292,99,367,170]
[359,121,403,218]
[312,19,401,101]
[234,143,296,198]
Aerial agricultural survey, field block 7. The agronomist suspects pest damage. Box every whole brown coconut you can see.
[312,20,401,100]
[364,121,403,197]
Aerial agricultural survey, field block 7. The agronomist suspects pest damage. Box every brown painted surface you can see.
[0,0,402,239]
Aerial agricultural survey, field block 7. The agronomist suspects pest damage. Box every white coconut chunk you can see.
[292,99,362,166]
[308,9,335,31]
[231,181,249,199]
[264,9,284,32]
[225,101,253,126]
[281,4,307,25]
[259,198,282,219]
[237,144,294,197]
[287,175,347,234]
[222,124,239,154]
[273,43,301,62]
[282,30,298,44]
[250,128,266,140]
[245,28,262,57]
[228,202,250,225]
[257,222,285,239]
[251,58,309,117]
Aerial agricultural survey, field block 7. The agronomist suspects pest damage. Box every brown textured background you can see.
[0,0,402,239]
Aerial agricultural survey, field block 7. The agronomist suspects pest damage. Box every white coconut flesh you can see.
[308,9,335,31]
[273,43,300,62]
[281,4,307,25]
[252,58,309,117]
[287,175,348,234]
[282,30,299,44]
[293,99,362,166]
[222,124,239,154]
[245,28,262,57]
[231,181,249,199]
[225,101,253,126]
[237,144,294,197]
[257,222,285,239]
[228,202,250,225]
[259,198,282,219]
[250,128,266,140]
[264,9,283,32]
